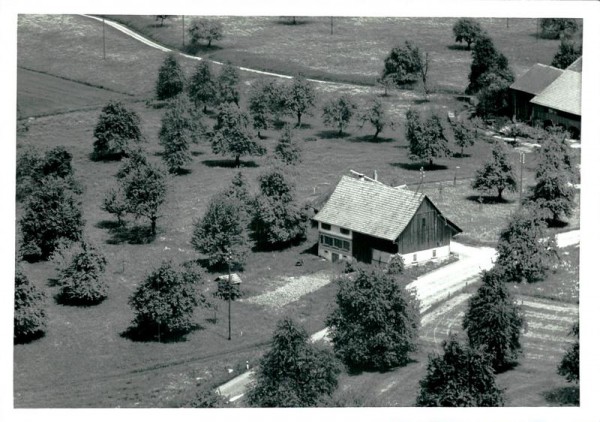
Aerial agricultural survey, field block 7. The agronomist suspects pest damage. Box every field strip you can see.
[421,293,471,327]
[523,311,578,324]
[523,330,575,342]
[519,299,579,315]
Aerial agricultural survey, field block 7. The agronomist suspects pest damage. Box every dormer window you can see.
[321,223,331,231]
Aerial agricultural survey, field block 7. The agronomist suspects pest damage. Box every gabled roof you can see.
[566,56,582,72]
[530,70,581,116]
[313,176,460,242]
[509,64,564,95]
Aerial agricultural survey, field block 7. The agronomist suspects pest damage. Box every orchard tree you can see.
[19,177,84,262]
[156,53,186,101]
[211,103,266,168]
[191,194,249,269]
[284,76,316,127]
[540,18,579,40]
[452,18,483,50]
[472,142,517,200]
[155,15,172,26]
[551,40,582,69]
[495,207,557,283]
[381,41,424,87]
[188,18,224,48]
[463,268,525,371]
[406,109,450,167]
[359,97,394,140]
[322,95,357,136]
[128,261,207,339]
[451,119,476,157]
[93,101,143,160]
[216,63,240,106]
[14,266,47,343]
[558,322,579,383]
[222,171,254,216]
[475,72,514,117]
[159,94,204,174]
[247,317,341,407]
[248,79,276,137]
[326,268,420,371]
[416,335,505,407]
[188,61,217,112]
[466,35,514,95]
[274,124,302,166]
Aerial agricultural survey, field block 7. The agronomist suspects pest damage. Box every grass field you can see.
[15,13,580,408]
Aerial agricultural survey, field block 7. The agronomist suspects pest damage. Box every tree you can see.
[156,53,186,101]
[189,389,229,408]
[466,35,514,95]
[248,79,286,137]
[359,97,394,140]
[216,63,240,106]
[155,15,172,26]
[191,194,249,269]
[284,76,316,126]
[540,18,579,40]
[14,266,46,343]
[558,322,579,383]
[472,142,517,200]
[406,109,450,167]
[326,268,420,371]
[322,95,357,136]
[495,207,557,283]
[159,94,204,174]
[247,317,341,407]
[416,335,505,407]
[188,61,217,113]
[93,101,143,160]
[128,261,206,339]
[102,185,128,226]
[273,124,302,166]
[462,268,524,372]
[222,171,254,216]
[529,135,576,223]
[188,18,224,48]
[475,72,514,117]
[551,40,582,69]
[120,159,168,236]
[19,177,84,262]
[419,51,431,97]
[452,18,483,50]
[451,119,476,157]
[55,240,109,306]
[210,103,266,168]
[381,41,424,87]
[387,254,405,275]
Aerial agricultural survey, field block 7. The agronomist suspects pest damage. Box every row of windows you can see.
[320,223,350,235]
[320,234,350,252]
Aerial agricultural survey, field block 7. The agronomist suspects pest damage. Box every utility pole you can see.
[506,18,509,29]
[519,152,525,206]
[330,17,333,35]
[182,15,185,48]
[227,257,232,340]
[102,17,106,60]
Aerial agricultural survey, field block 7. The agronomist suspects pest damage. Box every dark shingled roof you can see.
[313,176,460,242]
[531,70,581,116]
[510,64,564,95]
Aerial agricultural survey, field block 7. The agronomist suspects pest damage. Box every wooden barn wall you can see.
[396,199,453,255]
[512,90,535,122]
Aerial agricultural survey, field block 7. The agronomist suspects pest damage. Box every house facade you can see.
[313,176,461,265]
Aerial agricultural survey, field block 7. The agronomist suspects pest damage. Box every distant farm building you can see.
[313,175,461,265]
[510,57,582,138]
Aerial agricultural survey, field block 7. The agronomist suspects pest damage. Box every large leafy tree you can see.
[159,94,204,174]
[128,261,207,339]
[14,266,47,343]
[322,95,357,136]
[381,41,424,87]
[247,79,286,137]
[222,171,254,215]
[475,71,514,117]
[540,18,579,40]
[472,142,517,200]
[284,76,316,127]
[188,18,224,48]
[359,97,394,140]
[463,268,525,371]
[406,109,450,167]
[451,119,476,157]
[452,18,483,50]
[466,35,514,95]
[188,61,217,113]
[495,207,557,283]
[211,104,266,168]
[326,268,420,371]
[273,124,302,166]
[92,101,143,160]
[156,53,186,101]
[216,63,240,106]
[551,40,582,69]
[416,335,505,407]
[247,317,341,407]
[558,322,579,383]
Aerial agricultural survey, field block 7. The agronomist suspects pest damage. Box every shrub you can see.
[14,266,46,342]
[387,254,405,275]
[93,101,143,160]
[540,18,579,40]
[472,141,517,200]
[557,322,579,383]
[273,124,302,165]
[156,53,186,101]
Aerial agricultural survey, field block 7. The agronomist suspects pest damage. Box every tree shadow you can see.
[547,219,569,229]
[346,357,419,376]
[276,18,311,26]
[89,151,123,162]
[184,44,223,55]
[316,130,350,140]
[14,330,46,345]
[202,159,259,168]
[466,195,514,204]
[191,151,204,157]
[494,360,519,374]
[391,162,448,171]
[543,386,579,406]
[447,44,470,51]
[105,224,156,245]
[452,152,472,158]
[55,292,107,307]
[301,242,319,256]
[120,324,201,343]
[412,98,431,105]
[96,220,123,230]
[349,135,395,143]
[171,168,193,176]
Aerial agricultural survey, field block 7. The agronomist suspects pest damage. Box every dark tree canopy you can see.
[472,142,517,200]
[453,18,483,50]
[93,101,143,160]
[284,77,316,126]
[451,119,476,157]
[222,171,253,216]
[247,318,341,407]
[381,41,424,87]
[495,207,557,283]
[416,335,505,407]
[216,63,240,106]
[322,95,357,136]
[14,266,47,343]
[211,104,266,167]
[466,35,514,95]
[540,18,579,40]
[274,124,302,166]
[188,61,217,112]
[188,18,224,48]
[326,268,420,371]
[406,108,450,167]
[359,97,394,140]
[155,15,172,26]
[463,268,524,371]
[247,79,284,137]
[551,40,582,69]
[558,322,579,383]
[475,72,514,117]
[156,53,186,101]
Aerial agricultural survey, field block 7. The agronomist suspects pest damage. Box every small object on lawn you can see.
[246,361,249,370]
[296,259,304,266]
[227,368,233,374]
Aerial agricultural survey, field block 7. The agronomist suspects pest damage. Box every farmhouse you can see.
[313,175,461,265]
[509,63,563,121]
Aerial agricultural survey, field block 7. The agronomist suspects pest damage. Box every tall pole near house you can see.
[182,15,185,48]
[330,17,333,35]
[227,257,231,341]
[519,153,525,206]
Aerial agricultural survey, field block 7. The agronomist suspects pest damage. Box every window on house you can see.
[324,236,333,246]
[342,240,350,251]
[334,238,342,249]
[340,228,350,235]
[321,223,331,230]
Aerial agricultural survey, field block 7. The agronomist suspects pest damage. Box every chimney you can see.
[373,170,378,181]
